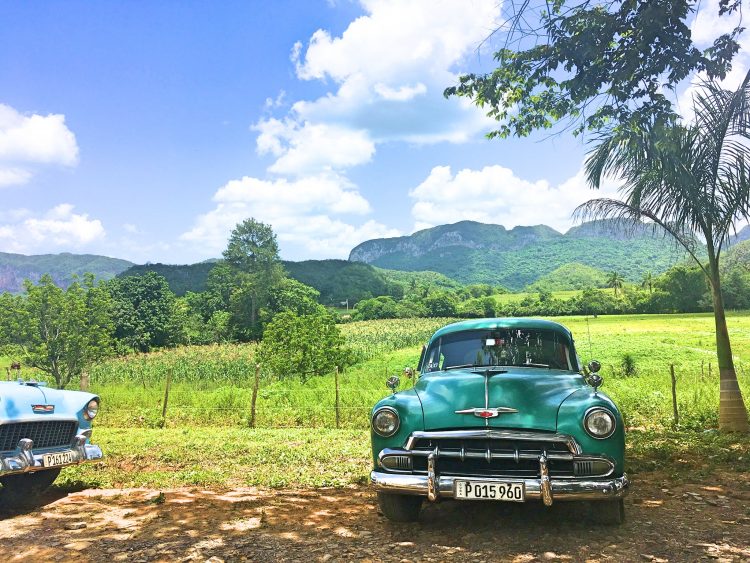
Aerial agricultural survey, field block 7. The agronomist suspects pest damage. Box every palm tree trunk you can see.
[708,256,749,432]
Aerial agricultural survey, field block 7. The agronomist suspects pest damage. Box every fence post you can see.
[670,364,679,427]
[80,372,89,391]
[335,365,340,429]
[161,368,173,422]
[250,363,260,428]
[701,360,705,378]
[709,362,712,378]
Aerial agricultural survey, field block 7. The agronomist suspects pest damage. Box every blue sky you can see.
[0,0,741,263]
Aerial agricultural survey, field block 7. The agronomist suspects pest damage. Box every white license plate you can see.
[43,451,75,467]
[455,480,525,502]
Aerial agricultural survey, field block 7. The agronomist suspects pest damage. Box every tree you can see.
[0,275,113,388]
[223,219,285,339]
[577,74,750,432]
[641,271,654,294]
[257,310,351,383]
[108,272,183,352]
[445,1,742,137]
[606,271,624,296]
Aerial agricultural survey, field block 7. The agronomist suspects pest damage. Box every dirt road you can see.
[1,471,749,562]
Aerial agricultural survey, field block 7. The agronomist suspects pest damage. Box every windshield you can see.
[422,328,575,372]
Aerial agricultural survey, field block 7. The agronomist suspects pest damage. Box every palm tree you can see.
[641,271,654,294]
[577,72,750,432]
[606,271,624,296]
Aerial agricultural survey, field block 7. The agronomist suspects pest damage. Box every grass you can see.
[88,312,750,431]
[55,426,750,491]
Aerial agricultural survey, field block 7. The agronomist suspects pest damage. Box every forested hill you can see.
[0,252,133,293]
[348,220,689,289]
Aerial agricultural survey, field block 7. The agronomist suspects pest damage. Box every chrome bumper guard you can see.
[371,469,629,505]
[0,429,103,477]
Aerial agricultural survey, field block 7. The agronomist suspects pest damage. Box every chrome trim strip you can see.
[0,434,103,477]
[371,471,630,501]
[404,430,582,455]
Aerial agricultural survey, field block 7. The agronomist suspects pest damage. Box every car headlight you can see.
[372,407,400,437]
[584,407,616,439]
[84,399,100,421]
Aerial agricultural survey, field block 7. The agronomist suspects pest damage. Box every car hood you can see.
[0,382,51,420]
[413,368,586,432]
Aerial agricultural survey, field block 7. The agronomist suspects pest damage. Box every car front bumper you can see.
[0,431,103,478]
[371,470,630,504]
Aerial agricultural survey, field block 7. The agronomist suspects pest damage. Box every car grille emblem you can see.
[455,407,519,418]
[31,404,55,414]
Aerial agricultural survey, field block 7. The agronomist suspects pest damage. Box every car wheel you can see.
[377,492,423,522]
[0,469,62,509]
[588,499,625,525]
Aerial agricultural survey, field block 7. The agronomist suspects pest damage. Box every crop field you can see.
[45,312,746,431]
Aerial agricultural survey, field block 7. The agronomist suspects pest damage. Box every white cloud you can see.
[409,165,622,233]
[255,0,501,176]
[0,103,79,187]
[0,204,105,253]
[255,119,375,176]
[181,174,397,259]
[0,168,32,187]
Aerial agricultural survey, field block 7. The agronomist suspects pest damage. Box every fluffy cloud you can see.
[255,0,500,176]
[255,119,375,176]
[0,104,79,187]
[410,165,622,233]
[181,174,398,258]
[0,204,105,253]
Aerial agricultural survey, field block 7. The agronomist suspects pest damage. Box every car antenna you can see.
[585,317,593,359]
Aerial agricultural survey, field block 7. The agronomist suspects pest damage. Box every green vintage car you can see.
[370,318,629,524]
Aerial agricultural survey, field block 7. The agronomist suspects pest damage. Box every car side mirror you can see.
[588,360,601,374]
[403,367,415,379]
[386,376,400,393]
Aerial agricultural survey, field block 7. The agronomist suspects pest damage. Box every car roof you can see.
[429,318,574,343]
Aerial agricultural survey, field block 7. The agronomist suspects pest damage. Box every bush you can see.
[620,353,638,377]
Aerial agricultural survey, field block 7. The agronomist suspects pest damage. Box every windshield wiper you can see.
[505,362,551,368]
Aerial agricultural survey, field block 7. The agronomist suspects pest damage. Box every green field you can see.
[4,313,750,431]
[71,312,750,432]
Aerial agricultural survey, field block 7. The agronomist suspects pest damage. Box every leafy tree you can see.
[0,275,113,388]
[354,296,399,320]
[422,292,458,317]
[108,272,183,352]
[264,278,323,318]
[445,1,741,137]
[641,271,654,294]
[257,310,351,383]
[606,271,625,296]
[577,75,750,432]
[653,265,709,312]
[223,219,285,339]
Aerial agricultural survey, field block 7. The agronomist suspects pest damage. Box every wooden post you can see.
[670,364,679,427]
[79,372,89,391]
[250,363,260,428]
[161,369,173,422]
[335,365,341,429]
[708,362,712,378]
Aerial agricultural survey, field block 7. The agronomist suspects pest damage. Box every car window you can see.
[423,328,575,372]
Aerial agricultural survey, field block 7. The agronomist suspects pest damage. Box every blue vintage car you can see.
[370,318,628,524]
[0,379,103,507]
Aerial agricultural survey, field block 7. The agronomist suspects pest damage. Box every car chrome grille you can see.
[0,421,79,452]
[408,433,576,478]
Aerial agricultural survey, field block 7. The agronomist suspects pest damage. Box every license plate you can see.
[43,451,75,467]
[455,480,525,502]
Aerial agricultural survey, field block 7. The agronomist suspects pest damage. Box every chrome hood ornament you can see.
[455,406,518,418]
[453,368,518,423]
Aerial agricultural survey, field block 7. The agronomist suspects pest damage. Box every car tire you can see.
[588,498,625,525]
[0,468,62,509]
[377,492,423,522]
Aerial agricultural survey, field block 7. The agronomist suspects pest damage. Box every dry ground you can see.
[1,471,750,563]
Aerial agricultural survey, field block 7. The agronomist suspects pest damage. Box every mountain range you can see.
[348,220,700,289]
[2,219,745,296]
